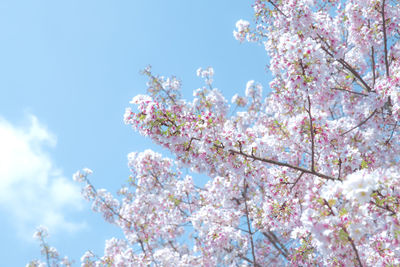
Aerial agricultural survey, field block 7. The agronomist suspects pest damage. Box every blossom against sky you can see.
[0,0,269,265]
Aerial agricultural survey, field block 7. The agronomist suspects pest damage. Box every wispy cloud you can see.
[0,115,85,237]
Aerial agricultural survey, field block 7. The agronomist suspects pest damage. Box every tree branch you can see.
[262,231,289,260]
[385,122,397,145]
[340,109,377,136]
[371,46,376,89]
[306,96,315,172]
[186,133,340,182]
[342,227,364,267]
[268,231,289,256]
[243,181,258,267]
[324,199,363,266]
[317,36,373,92]
[370,200,396,216]
[290,172,305,192]
[267,0,288,18]
[381,0,390,77]
[216,143,340,181]
[331,87,368,96]
[142,67,178,105]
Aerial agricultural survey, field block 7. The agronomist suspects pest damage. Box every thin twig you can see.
[268,231,289,256]
[83,177,151,260]
[243,181,258,267]
[262,232,289,260]
[306,96,315,172]
[340,109,377,136]
[324,199,363,266]
[385,122,397,145]
[381,0,390,77]
[317,37,372,92]
[371,46,376,89]
[290,172,305,192]
[342,227,364,267]
[331,87,368,96]
[381,0,393,114]
[370,200,396,216]
[337,158,342,180]
[187,137,340,181]
[267,0,288,18]
[219,144,340,181]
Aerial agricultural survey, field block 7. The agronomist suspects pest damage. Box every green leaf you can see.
[139,114,146,120]
[361,160,368,169]
[339,208,347,216]
[394,229,400,239]
[168,195,181,206]
[328,199,336,206]
[339,229,348,242]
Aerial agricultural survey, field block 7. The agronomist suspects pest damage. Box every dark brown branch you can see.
[185,137,200,151]
[323,199,335,216]
[318,38,372,92]
[371,46,376,88]
[381,0,393,114]
[385,122,397,145]
[381,0,390,77]
[243,181,257,267]
[337,57,372,92]
[262,231,289,260]
[267,0,288,18]
[290,172,305,192]
[340,109,377,136]
[306,96,315,172]
[331,87,368,96]
[324,199,363,266]
[238,252,262,267]
[329,108,335,120]
[268,231,289,256]
[217,144,339,181]
[325,199,363,266]
[368,19,376,90]
[370,200,396,216]
[342,227,364,267]
[186,136,339,181]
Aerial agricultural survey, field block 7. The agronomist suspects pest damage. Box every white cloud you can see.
[0,115,85,237]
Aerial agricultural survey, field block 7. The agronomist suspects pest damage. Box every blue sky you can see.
[0,0,271,265]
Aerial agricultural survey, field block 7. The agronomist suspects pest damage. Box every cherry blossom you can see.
[30,0,400,266]
[27,226,73,267]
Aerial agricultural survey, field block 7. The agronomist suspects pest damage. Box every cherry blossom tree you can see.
[29,0,400,266]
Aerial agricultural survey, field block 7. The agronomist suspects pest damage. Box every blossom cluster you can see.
[124,0,400,265]
[30,0,400,266]
[27,226,73,267]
